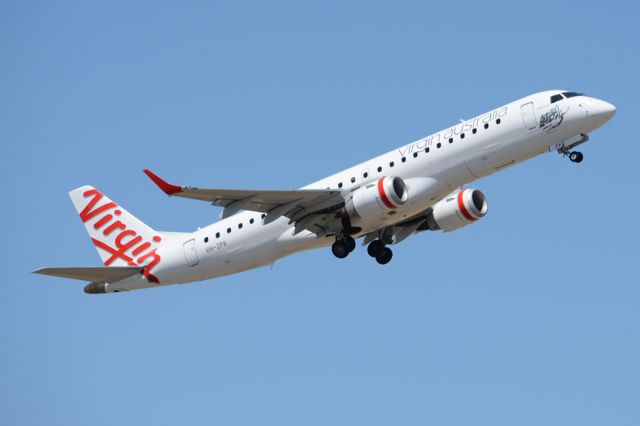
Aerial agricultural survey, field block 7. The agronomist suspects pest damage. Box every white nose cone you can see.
[590,99,617,123]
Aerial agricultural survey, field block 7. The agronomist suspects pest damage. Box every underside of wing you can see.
[144,170,347,236]
[361,208,433,246]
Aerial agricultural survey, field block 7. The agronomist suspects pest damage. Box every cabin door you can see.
[520,102,538,130]
[183,239,199,267]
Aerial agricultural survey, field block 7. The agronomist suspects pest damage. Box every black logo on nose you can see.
[539,105,565,132]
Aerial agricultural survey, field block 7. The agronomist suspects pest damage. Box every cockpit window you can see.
[562,91,584,98]
[550,94,564,103]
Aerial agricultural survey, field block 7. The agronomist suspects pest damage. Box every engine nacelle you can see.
[345,176,408,219]
[423,188,488,232]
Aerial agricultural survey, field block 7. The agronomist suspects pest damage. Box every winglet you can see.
[143,169,183,195]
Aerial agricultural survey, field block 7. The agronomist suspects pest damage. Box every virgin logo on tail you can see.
[79,189,162,283]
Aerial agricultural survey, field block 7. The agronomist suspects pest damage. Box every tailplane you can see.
[33,266,144,293]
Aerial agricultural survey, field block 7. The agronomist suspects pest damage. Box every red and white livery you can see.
[35,90,616,293]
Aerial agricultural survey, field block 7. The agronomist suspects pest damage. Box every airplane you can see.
[34,90,616,294]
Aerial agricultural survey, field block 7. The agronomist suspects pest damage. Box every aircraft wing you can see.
[144,170,345,236]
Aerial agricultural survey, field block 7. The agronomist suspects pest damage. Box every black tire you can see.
[375,247,393,265]
[331,240,349,259]
[344,236,356,253]
[367,240,385,257]
[569,151,584,163]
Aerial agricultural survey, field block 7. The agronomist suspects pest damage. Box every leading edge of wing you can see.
[142,169,341,202]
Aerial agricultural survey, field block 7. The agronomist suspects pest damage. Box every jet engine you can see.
[422,188,488,232]
[345,176,408,219]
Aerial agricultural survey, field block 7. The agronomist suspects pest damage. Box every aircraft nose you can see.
[590,99,617,123]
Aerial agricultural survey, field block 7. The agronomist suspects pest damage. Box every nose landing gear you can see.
[569,151,584,163]
[556,134,588,164]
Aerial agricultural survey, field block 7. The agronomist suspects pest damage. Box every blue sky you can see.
[2,1,639,425]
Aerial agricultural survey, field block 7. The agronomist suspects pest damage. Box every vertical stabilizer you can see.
[68,186,163,283]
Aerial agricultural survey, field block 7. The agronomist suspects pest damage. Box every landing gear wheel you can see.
[344,236,356,253]
[367,240,385,258]
[331,240,349,259]
[375,247,393,265]
[569,151,584,163]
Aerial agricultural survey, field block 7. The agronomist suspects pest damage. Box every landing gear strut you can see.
[367,240,393,265]
[331,235,356,259]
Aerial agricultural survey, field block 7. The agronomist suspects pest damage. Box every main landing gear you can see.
[366,239,393,265]
[331,235,356,259]
[330,215,393,264]
[568,151,584,163]
[331,236,393,265]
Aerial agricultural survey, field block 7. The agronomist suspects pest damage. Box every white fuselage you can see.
[108,90,616,292]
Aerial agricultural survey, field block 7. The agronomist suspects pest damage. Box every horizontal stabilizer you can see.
[33,266,144,283]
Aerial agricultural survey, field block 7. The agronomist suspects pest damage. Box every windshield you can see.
[550,94,563,103]
[551,91,585,104]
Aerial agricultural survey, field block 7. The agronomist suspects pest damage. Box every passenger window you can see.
[496,118,501,125]
[363,172,368,178]
[351,177,356,183]
[437,143,441,148]
[250,218,254,224]
[227,228,231,233]
[390,161,394,167]
[216,232,220,238]
[460,133,465,139]
[338,182,343,188]
[238,223,243,229]
[413,152,418,158]
[484,123,489,129]
[204,237,209,243]
[261,213,266,219]
[448,137,453,143]
[472,128,477,134]
[377,166,382,172]
[401,157,406,163]
[425,147,430,153]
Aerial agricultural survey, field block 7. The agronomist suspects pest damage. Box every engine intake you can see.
[424,188,488,232]
[346,176,408,219]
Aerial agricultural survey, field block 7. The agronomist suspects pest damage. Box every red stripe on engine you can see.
[378,177,397,209]
[457,189,476,222]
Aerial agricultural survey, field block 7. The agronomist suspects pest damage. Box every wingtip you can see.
[143,169,183,195]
